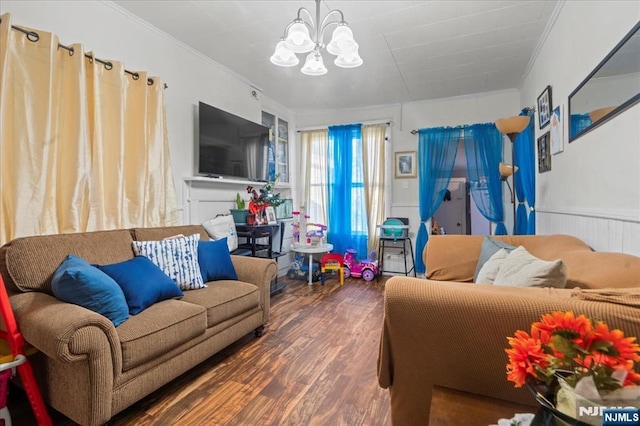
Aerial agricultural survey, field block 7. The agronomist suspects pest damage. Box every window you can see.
[300,123,386,257]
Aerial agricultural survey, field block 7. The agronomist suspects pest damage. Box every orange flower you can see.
[531,311,592,344]
[506,330,548,387]
[589,322,640,363]
[506,311,640,392]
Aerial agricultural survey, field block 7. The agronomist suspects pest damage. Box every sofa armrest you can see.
[10,291,122,370]
[11,291,121,425]
[231,255,277,323]
[378,276,640,425]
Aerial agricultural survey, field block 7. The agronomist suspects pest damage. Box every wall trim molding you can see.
[102,0,261,92]
[391,203,419,208]
[536,206,640,224]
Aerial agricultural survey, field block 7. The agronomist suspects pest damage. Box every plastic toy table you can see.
[291,243,334,285]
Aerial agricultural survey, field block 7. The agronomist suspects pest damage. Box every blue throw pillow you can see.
[198,238,238,282]
[52,254,129,327]
[474,236,516,282]
[97,256,184,315]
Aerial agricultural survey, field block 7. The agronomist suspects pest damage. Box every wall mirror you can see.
[568,21,640,142]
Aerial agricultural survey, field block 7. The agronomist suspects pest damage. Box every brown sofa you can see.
[0,224,277,426]
[377,234,640,425]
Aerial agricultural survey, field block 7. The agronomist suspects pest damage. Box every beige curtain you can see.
[362,124,386,253]
[299,129,328,225]
[0,14,177,245]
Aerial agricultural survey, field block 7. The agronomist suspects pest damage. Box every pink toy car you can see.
[343,249,378,282]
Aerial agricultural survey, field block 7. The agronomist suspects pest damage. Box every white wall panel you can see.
[519,1,640,254]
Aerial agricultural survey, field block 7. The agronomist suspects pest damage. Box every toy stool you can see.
[0,275,52,426]
[320,253,345,286]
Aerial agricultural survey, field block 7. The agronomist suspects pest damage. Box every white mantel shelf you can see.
[183,176,291,189]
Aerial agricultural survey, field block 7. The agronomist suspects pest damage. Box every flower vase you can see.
[555,378,605,426]
[527,376,595,426]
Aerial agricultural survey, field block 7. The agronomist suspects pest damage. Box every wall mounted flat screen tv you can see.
[198,101,269,181]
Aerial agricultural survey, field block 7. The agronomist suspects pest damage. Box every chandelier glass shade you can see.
[270,0,363,75]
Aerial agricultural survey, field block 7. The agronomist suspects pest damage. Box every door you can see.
[432,178,470,235]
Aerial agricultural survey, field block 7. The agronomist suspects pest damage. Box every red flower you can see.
[506,330,549,387]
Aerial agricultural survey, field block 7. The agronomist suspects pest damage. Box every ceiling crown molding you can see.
[517,0,566,90]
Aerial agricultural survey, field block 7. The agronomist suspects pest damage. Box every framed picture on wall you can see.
[537,132,551,173]
[395,151,416,178]
[537,85,553,129]
[550,105,564,154]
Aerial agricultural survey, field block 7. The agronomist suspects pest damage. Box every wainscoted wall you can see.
[384,203,421,275]
[183,178,294,276]
[518,1,640,255]
[537,207,640,256]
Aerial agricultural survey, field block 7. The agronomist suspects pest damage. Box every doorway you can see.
[432,178,470,235]
[432,140,490,235]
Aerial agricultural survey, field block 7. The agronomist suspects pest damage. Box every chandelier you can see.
[270,0,363,76]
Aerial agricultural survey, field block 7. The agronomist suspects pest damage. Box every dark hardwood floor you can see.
[9,275,392,425]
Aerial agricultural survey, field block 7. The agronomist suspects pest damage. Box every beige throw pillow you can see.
[475,248,509,284]
[493,246,567,288]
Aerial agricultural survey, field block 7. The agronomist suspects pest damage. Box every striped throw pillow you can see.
[132,233,206,290]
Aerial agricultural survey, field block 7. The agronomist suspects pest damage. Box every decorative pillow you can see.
[132,233,205,290]
[474,236,516,281]
[97,256,184,315]
[52,254,129,327]
[475,248,509,284]
[493,246,568,288]
[202,215,238,252]
[198,238,239,282]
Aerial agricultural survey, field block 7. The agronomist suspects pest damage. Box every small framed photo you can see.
[395,151,416,179]
[550,105,564,155]
[537,85,552,129]
[265,206,277,224]
[537,132,551,173]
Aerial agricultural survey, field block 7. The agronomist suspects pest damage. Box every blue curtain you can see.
[415,127,461,274]
[327,124,368,258]
[569,113,591,140]
[513,109,536,234]
[463,123,506,235]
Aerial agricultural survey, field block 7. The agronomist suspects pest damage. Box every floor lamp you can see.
[499,163,518,228]
[494,116,530,234]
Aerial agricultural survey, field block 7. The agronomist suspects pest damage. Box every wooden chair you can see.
[320,253,345,286]
[0,275,52,425]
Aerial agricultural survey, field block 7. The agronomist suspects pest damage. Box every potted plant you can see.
[229,193,249,224]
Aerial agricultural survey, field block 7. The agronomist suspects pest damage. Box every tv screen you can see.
[198,101,269,181]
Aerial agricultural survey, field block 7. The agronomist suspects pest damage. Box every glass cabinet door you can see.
[277,118,288,182]
[261,112,276,181]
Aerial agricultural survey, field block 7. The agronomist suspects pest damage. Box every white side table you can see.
[291,243,334,285]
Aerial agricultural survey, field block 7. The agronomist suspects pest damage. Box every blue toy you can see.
[286,254,322,282]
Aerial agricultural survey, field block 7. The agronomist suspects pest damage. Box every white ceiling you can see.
[114,0,558,111]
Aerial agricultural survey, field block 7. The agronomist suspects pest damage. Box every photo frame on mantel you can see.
[537,85,553,129]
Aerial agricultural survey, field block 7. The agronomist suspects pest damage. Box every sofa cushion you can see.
[198,239,238,282]
[474,237,516,282]
[1,229,135,294]
[475,248,508,285]
[97,256,184,315]
[493,246,567,288]
[132,234,205,290]
[51,254,129,327]
[179,280,260,328]
[116,299,207,371]
[202,215,239,251]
